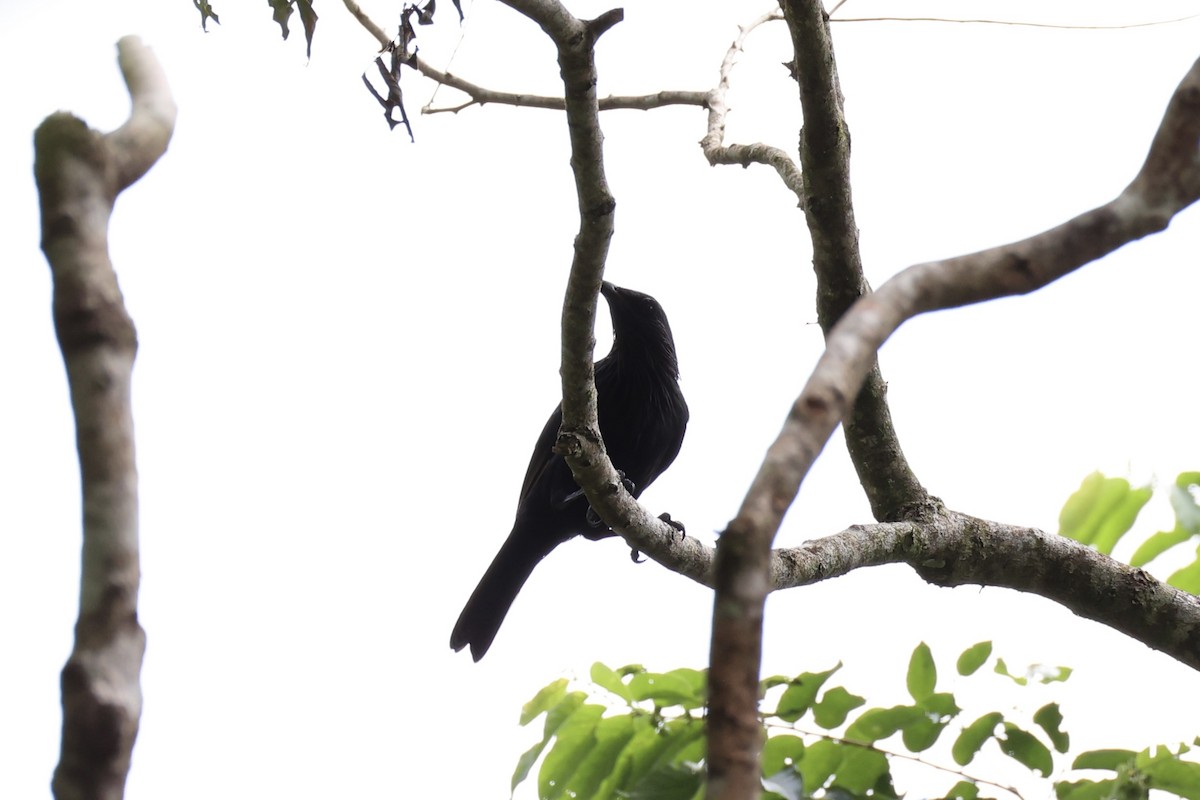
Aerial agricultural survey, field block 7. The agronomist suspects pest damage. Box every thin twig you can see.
[834,14,1200,30]
[767,722,1026,800]
[699,9,803,200]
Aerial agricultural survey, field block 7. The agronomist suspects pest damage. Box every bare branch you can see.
[783,1,930,521]
[699,9,804,200]
[417,55,708,114]
[473,1,626,525]
[108,37,177,189]
[34,35,175,800]
[342,0,706,115]
[773,513,1200,670]
[342,0,390,48]
[833,14,1200,31]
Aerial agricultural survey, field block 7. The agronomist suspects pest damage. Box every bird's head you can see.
[600,281,681,378]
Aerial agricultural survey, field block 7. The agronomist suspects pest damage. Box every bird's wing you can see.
[516,405,581,508]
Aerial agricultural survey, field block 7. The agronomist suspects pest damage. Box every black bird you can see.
[450,281,689,661]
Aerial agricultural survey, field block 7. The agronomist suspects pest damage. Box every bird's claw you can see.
[659,512,686,541]
[629,514,683,562]
[584,470,638,528]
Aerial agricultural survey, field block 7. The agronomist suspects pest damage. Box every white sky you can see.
[3,1,1199,797]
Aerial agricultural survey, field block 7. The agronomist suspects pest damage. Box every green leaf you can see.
[797,739,842,793]
[1056,778,1119,800]
[762,735,806,777]
[1037,665,1073,684]
[812,687,866,729]
[943,780,980,800]
[1168,555,1200,594]
[541,691,588,737]
[627,669,705,710]
[511,738,549,795]
[1035,703,1070,753]
[558,714,637,800]
[774,664,841,722]
[953,712,1004,765]
[520,679,569,726]
[538,703,606,800]
[845,705,926,743]
[593,716,657,800]
[512,689,589,794]
[624,762,704,800]
[956,641,993,676]
[1073,749,1137,771]
[1092,485,1153,555]
[903,716,946,753]
[1060,472,1110,538]
[762,674,795,691]
[1061,473,1135,543]
[1130,525,1193,567]
[921,692,962,719]
[1149,761,1200,800]
[899,691,959,752]
[1139,746,1200,800]
[591,662,633,702]
[831,746,889,794]
[907,642,937,702]
[624,717,705,790]
[1000,722,1054,776]
[995,658,1027,685]
[995,660,1072,685]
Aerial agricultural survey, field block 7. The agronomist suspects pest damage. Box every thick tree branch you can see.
[478,3,656,552]
[773,512,1200,670]
[34,36,175,800]
[596,504,1200,671]
[784,0,931,521]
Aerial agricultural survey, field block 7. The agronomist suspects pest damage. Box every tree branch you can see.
[732,45,1200,663]
[477,3,654,563]
[783,0,931,521]
[344,0,708,115]
[34,35,175,800]
[418,56,708,115]
[772,512,1200,670]
[699,9,804,200]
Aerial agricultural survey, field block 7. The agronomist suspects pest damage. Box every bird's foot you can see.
[584,471,636,528]
[659,512,686,541]
[629,513,686,563]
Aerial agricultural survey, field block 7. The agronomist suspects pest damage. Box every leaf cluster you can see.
[1059,471,1200,592]
[513,643,1199,800]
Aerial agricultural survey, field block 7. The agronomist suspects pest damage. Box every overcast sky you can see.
[4,1,1200,798]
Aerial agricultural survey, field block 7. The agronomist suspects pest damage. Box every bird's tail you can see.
[450,533,553,661]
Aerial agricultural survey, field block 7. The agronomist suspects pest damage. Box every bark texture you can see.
[34,36,175,800]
